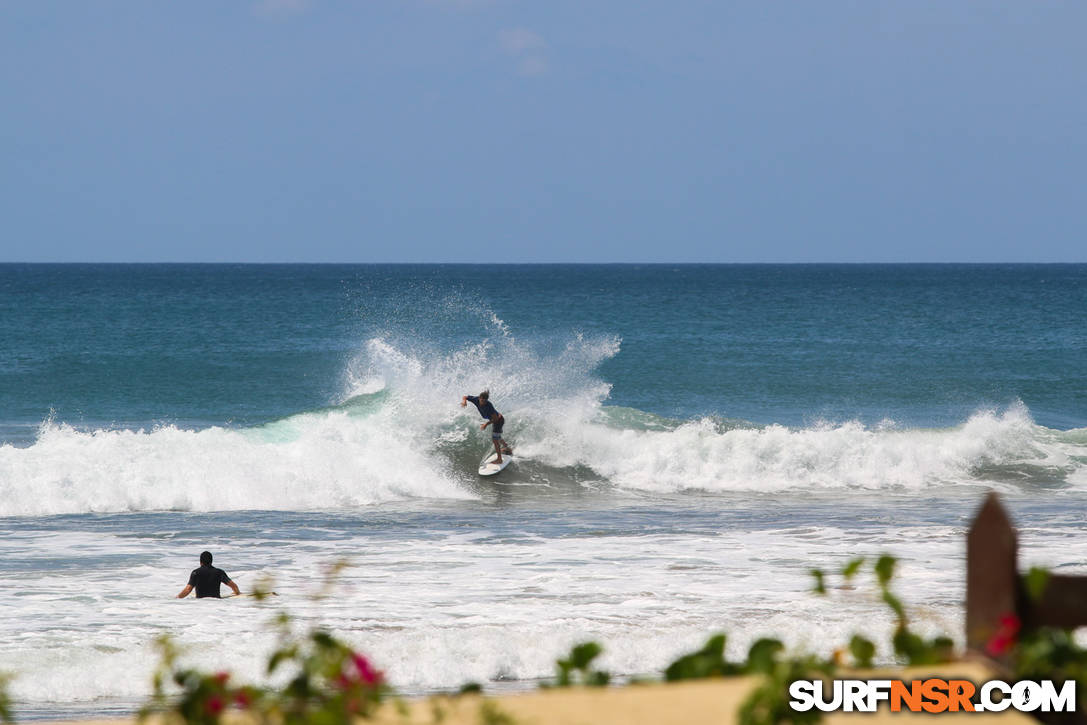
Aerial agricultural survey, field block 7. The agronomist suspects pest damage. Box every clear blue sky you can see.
[2,1,1085,263]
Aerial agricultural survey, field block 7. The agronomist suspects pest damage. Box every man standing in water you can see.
[177,551,241,599]
[461,390,513,464]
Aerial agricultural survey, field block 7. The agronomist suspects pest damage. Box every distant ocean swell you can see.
[1,334,1084,517]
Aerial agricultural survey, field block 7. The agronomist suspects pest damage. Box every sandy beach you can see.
[34,661,1037,725]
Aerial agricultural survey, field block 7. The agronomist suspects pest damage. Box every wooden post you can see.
[1026,574,1087,630]
[965,492,1020,654]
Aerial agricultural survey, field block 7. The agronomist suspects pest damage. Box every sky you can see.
[2,1,1085,263]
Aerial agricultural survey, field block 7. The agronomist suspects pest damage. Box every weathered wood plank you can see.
[966,492,1021,653]
[1025,573,1087,630]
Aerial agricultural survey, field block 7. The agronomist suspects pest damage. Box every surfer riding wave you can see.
[461,390,513,465]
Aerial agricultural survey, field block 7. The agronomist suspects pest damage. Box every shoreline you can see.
[32,662,1034,725]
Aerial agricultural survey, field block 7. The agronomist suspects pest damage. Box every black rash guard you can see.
[466,395,499,420]
[466,396,504,435]
[188,564,232,598]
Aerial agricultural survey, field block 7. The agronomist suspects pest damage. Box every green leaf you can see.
[842,558,865,580]
[1025,567,1050,603]
[810,569,826,595]
[930,636,955,662]
[881,591,906,623]
[849,635,876,668]
[588,671,611,687]
[874,555,896,588]
[664,634,732,681]
[569,642,602,670]
[891,627,951,666]
[701,633,726,659]
[267,648,293,675]
[555,660,572,687]
[745,639,784,674]
[310,631,336,650]
[479,700,518,725]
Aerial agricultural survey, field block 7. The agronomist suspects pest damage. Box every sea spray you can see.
[0,415,473,516]
[3,395,1082,518]
[524,401,1076,493]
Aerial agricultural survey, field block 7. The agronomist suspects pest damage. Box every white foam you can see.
[5,488,1087,714]
[0,323,625,517]
[0,412,473,516]
[340,328,1085,495]
[3,327,1084,518]
[520,401,1085,493]
[1,511,1069,709]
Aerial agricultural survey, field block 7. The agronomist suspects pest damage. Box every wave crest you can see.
[520,402,1082,493]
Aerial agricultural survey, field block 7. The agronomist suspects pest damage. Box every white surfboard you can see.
[478,451,512,476]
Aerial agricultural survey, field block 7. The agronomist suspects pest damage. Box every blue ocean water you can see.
[1,264,1085,718]
[4,264,1085,437]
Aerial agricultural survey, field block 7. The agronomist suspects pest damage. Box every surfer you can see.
[176,551,241,599]
[461,390,513,464]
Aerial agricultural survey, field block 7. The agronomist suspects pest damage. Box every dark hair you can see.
[479,390,489,400]
[200,551,213,565]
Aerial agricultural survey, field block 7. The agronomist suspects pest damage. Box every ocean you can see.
[1,263,1085,719]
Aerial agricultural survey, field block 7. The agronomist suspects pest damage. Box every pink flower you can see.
[985,613,1021,656]
[351,652,383,686]
[205,696,224,715]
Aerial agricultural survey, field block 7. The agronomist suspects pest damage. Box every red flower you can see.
[234,690,252,709]
[351,652,383,686]
[213,671,230,686]
[205,695,224,715]
[985,613,1021,656]
[335,651,385,692]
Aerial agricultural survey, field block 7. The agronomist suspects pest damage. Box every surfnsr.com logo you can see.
[788,678,1077,713]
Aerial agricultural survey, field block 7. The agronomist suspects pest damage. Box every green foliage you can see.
[0,672,14,724]
[880,590,905,621]
[841,558,865,580]
[661,557,1087,725]
[479,700,518,725]
[1007,567,1087,700]
[141,619,389,725]
[868,556,954,667]
[664,634,741,681]
[745,639,786,675]
[873,555,896,588]
[739,655,833,725]
[820,554,954,668]
[551,642,610,687]
[127,553,1087,725]
[664,634,833,725]
[812,557,869,595]
[1014,627,1087,696]
[848,635,875,669]
[719,552,963,725]
[1024,566,1050,602]
[991,567,1087,713]
[890,630,953,666]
